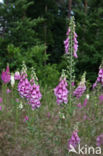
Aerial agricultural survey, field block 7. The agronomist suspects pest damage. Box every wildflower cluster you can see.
[68,130,80,150]
[73,32,78,58]
[93,62,103,88]
[97,66,103,85]
[18,63,42,110]
[1,64,11,83]
[73,72,86,98]
[14,71,20,80]
[54,70,68,105]
[64,21,78,58]
[18,63,29,98]
[64,17,78,111]
[96,134,103,146]
[64,28,70,54]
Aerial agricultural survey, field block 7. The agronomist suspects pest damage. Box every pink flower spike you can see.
[99,94,103,104]
[96,134,103,146]
[77,103,82,108]
[14,71,20,80]
[71,82,75,86]
[96,67,103,86]
[83,115,90,120]
[24,116,29,122]
[68,130,80,150]
[6,65,10,73]
[16,98,19,103]
[47,112,51,118]
[0,97,2,103]
[83,98,88,107]
[92,81,97,89]
[99,94,103,102]
[0,106,2,111]
[1,65,11,84]
[83,115,87,120]
[54,77,68,105]
[6,89,11,94]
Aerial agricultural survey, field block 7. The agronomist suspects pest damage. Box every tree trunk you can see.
[84,0,87,14]
[44,4,47,65]
[68,0,72,19]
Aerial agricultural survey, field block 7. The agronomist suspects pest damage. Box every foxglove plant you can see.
[0,97,2,103]
[14,71,20,80]
[29,83,42,110]
[54,70,68,105]
[96,134,103,146]
[97,66,103,85]
[1,64,11,84]
[68,130,80,150]
[24,116,29,122]
[83,98,88,107]
[29,68,42,110]
[0,106,2,111]
[18,62,30,98]
[64,26,78,58]
[64,17,78,111]
[23,78,31,99]
[6,88,11,94]
[18,64,42,110]
[73,72,86,98]
[99,94,103,103]
[93,62,103,88]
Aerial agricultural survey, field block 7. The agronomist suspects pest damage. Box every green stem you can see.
[69,33,73,114]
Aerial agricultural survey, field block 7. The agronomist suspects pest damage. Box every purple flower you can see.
[71,81,75,86]
[1,65,11,84]
[83,115,87,120]
[66,28,70,36]
[92,81,97,89]
[0,106,2,111]
[64,28,70,54]
[18,68,42,110]
[47,112,51,118]
[64,28,78,58]
[18,72,31,99]
[29,82,42,110]
[96,134,103,146]
[68,131,80,150]
[74,73,86,98]
[24,116,29,122]
[83,98,88,107]
[83,115,90,120]
[0,97,2,103]
[16,98,19,103]
[73,32,78,58]
[99,94,103,102]
[73,84,86,98]
[96,68,103,85]
[54,77,69,105]
[14,71,20,80]
[6,88,11,94]
[77,103,82,108]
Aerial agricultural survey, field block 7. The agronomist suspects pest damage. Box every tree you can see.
[0,0,44,70]
[27,0,67,64]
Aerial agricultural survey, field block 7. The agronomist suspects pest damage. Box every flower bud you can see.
[11,73,15,87]
[14,71,20,80]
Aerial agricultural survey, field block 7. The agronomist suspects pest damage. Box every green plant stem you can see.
[69,33,73,114]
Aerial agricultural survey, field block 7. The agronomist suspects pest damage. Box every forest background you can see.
[0,0,102,86]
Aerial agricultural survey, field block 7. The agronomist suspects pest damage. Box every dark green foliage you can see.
[27,0,67,63]
[0,0,44,69]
